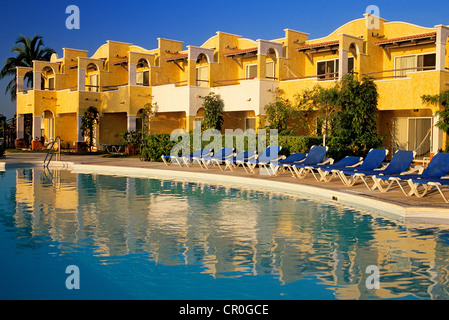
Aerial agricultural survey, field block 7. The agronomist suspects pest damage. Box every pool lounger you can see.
[239,146,283,174]
[193,147,234,169]
[214,150,257,171]
[371,152,449,195]
[289,145,330,179]
[333,148,388,186]
[161,148,212,167]
[342,150,416,190]
[269,152,307,176]
[407,177,449,202]
[304,156,363,182]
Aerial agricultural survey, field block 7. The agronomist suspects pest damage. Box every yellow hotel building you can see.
[15,14,449,158]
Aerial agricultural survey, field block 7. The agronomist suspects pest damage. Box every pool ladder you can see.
[43,136,61,168]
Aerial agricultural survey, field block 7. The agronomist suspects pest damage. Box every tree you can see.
[422,90,449,137]
[0,34,55,101]
[264,94,298,135]
[138,102,154,137]
[297,74,383,159]
[331,75,382,159]
[295,85,340,136]
[201,92,224,131]
[81,106,100,151]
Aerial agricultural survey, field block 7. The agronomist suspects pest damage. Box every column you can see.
[78,68,86,91]
[33,71,41,90]
[16,76,24,93]
[30,116,42,150]
[76,115,84,142]
[185,115,195,132]
[74,115,86,151]
[16,115,24,140]
[435,25,449,72]
[338,49,349,80]
[32,116,41,140]
[127,115,137,132]
[129,64,136,86]
[187,60,196,86]
[432,114,443,153]
[257,54,266,79]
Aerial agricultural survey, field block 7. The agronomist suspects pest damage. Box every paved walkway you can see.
[2,151,449,224]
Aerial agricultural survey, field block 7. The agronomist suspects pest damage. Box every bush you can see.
[140,134,178,162]
[278,136,322,155]
[202,92,224,131]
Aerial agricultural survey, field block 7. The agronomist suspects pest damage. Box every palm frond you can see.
[1,34,55,100]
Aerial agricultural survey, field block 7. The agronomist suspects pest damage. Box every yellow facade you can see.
[15,14,449,157]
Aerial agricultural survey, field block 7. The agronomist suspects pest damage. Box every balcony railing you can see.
[281,72,341,81]
[101,84,128,92]
[362,66,436,80]
[85,84,99,92]
[212,77,255,87]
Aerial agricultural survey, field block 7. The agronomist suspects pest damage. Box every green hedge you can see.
[140,133,323,162]
[278,136,323,155]
[139,134,178,162]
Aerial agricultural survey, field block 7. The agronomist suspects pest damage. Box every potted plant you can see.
[116,130,142,154]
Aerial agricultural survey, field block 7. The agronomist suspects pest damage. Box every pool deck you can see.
[2,151,449,225]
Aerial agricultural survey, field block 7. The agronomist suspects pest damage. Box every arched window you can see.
[86,63,99,92]
[42,66,55,90]
[266,49,277,80]
[136,59,150,86]
[42,110,55,141]
[196,54,209,87]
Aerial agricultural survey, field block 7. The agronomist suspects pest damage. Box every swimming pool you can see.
[1,166,449,300]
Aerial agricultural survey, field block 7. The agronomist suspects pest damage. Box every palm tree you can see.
[0,34,55,101]
[81,106,100,151]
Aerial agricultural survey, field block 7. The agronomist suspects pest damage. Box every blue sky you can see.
[1,0,448,118]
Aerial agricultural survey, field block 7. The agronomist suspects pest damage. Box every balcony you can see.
[362,66,437,80]
[213,78,279,115]
[365,68,445,111]
[151,83,210,116]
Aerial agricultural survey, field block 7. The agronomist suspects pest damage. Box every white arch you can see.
[188,46,215,63]
[41,65,56,75]
[257,40,283,59]
[137,58,150,68]
[86,62,99,71]
[42,110,55,118]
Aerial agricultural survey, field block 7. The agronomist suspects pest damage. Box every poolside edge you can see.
[67,162,449,225]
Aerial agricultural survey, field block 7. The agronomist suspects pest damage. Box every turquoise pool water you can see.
[1,167,449,300]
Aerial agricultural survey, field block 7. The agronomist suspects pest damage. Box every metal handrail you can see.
[43,136,61,168]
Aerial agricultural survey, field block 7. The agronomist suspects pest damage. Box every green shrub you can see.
[278,136,323,155]
[140,134,178,162]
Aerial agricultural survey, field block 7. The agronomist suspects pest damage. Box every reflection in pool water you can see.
[1,167,449,299]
